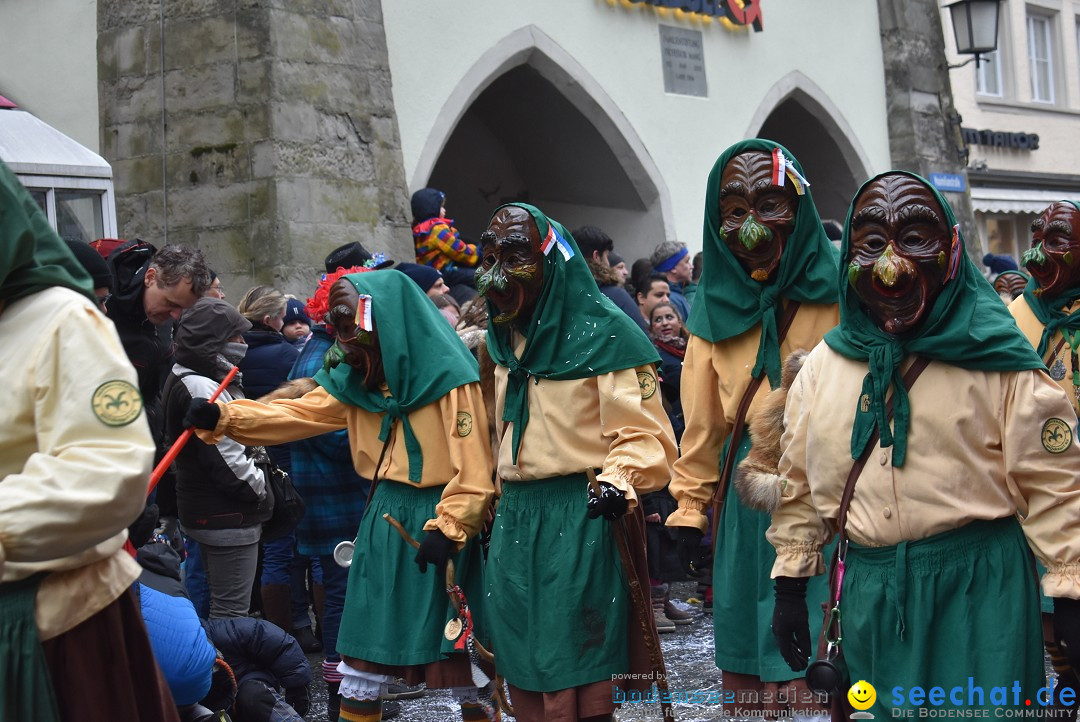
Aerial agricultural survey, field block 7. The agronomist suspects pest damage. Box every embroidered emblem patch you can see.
[91,380,143,427]
[859,394,871,413]
[1041,417,1073,454]
[637,372,657,399]
[456,411,473,437]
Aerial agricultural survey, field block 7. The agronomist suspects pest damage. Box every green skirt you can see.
[485,474,630,692]
[336,481,486,666]
[0,574,60,722]
[842,517,1043,718]
[712,433,833,681]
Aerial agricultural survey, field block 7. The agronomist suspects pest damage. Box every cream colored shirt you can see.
[666,302,839,532]
[200,383,494,544]
[1,287,153,639]
[492,338,678,505]
[768,342,1080,600]
[1011,294,1080,415]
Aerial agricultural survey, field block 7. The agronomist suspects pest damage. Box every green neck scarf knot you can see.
[1023,279,1080,357]
[502,361,531,465]
[374,399,424,483]
[751,286,783,387]
[851,341,911,466]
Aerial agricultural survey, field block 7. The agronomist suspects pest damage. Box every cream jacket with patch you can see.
[666,302,839,533]
[768,342,1080,600]
[198,383,494,545]
[1,287,154,639]
[1011,294,1080,415]
[491,333,678,505]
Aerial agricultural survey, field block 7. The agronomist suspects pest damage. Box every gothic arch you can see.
[746,71,873,222]
[411,25,675,256]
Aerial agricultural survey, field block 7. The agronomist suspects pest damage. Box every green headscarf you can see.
[824,171,1043,467]
[313,270,479,482]
[686,139,839,388]
[0,159,95,305]
[483,203,660,463]
[1019,200,1080,357]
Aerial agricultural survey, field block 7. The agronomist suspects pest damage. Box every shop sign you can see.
[961,127,1040,150]
[609,0,764,32]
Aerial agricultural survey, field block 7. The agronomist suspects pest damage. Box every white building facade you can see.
[944,0,1080,262]
[381,0,894,260]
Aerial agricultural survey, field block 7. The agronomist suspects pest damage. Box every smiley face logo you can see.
[848,680,876,711]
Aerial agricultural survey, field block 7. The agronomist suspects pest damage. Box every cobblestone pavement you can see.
[301,580,1062,722]
[303,581,727,721]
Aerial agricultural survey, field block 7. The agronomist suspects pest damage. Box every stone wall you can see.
[97,0,411,298]
[877,0,979,261]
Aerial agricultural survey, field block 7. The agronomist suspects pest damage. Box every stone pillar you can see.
[877,0,980,262]
[97,0,411,296]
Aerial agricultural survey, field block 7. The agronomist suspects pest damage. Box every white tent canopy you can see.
[0,108,111,179]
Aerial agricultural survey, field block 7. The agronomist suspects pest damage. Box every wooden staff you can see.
[127,366,240,557]
[148,365,239,496]
[382,513,514,716]
[587,469,676,721]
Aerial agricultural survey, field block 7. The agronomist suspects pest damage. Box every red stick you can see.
[146,365,239,497]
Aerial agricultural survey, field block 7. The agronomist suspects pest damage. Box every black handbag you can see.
[248,445,305,542]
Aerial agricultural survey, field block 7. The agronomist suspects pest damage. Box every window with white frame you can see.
[1027,12,1055,103]
[976,49,1004,96]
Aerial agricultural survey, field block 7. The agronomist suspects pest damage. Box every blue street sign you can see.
[929,172,966,193]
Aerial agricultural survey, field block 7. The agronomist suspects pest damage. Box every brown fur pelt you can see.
[256,377,319,404]
[732,350,807,513]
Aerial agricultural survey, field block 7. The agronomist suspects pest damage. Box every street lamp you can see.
[946,0,1003,68]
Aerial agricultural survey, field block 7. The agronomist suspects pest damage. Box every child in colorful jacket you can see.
[412,187,479,272]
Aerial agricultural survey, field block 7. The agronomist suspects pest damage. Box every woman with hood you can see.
[163,297,271,619]
[664,139,840,719]
[183,269,498,721]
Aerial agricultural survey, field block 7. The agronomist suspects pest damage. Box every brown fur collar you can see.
[732,350,807,513]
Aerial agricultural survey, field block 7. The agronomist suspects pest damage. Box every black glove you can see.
[156,516,185,559]
[184,398,221,430]
[675,526,704,575]
[284,685,310,717]
[586,482,629,520]
[415,529,457,575]
[1055,597,1080,671]
[772,576,811,672]
[127,503,160,549]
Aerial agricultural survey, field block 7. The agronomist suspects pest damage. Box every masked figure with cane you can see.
[185,269,497,722]
[476,203,678,722]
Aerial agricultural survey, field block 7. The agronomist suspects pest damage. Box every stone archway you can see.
[747,71,873,225]
[413,26,674,260]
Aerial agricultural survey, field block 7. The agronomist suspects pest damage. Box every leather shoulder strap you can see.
[709,301,802,538]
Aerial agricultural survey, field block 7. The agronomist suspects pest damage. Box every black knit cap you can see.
[65,240,114,291]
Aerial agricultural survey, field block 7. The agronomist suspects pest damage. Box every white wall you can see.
[382,0,893,253]
[0,0,100,153]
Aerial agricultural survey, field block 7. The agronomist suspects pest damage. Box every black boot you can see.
[326,681,340,721]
